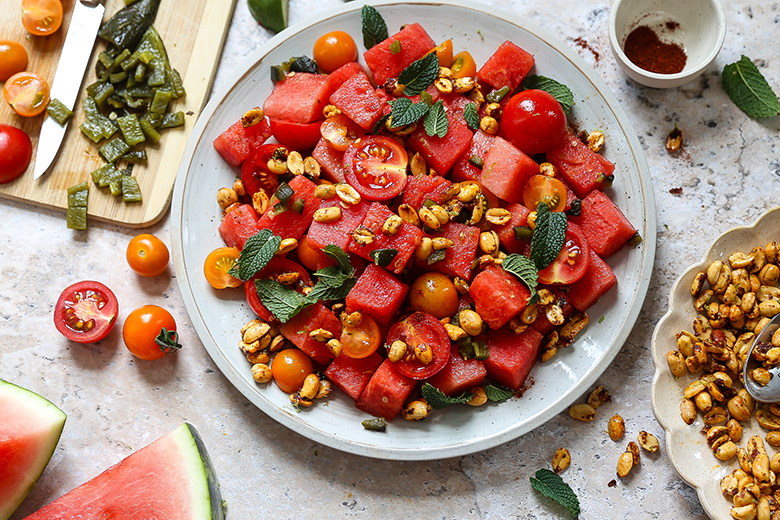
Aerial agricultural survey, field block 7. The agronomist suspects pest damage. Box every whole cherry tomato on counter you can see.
[4,72,50,117]
[21,0,63,36]
[0,41,29,82]
[313,30,357,73]
[123,305,181,360]
[127,234,170,277]
[0,124,33,183]
[54,281,118,343]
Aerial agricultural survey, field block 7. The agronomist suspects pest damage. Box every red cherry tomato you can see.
[0,41,29,82]
[0,124,32,183]
[122,305,180,360]
[386,312,450,380]
[450,51,476,78]
[126,234,169,277]
[501,89,567,156]
[54,281,118,343]
[245,258,311,322]
[343,136,408,201]
[522,175,568,213]
[320,114,364,152]
[271,349,314,393]
[4,72,50,117]
[313,31,358,73]
[240,143,287,197]
[341,314,381,359]
[21,0,63,36]
[268,118,322,151]
[204,246,242,289]
[537,223,591,285]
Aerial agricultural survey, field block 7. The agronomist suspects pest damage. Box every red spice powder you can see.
[623,25,687,74]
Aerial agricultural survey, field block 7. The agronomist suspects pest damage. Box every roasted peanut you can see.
[569,403,596,422]
[608,414,625,441]
[552,448,571,473]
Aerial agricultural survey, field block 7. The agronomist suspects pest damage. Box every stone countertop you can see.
[3,0,779,518]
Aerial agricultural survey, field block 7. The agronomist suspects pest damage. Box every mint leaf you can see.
[254,279,310,322]
[522,75,575,113]
[530,469,580,518]
[361,5,388,50]
[421,383,473,410]
[322,245,353,274]
[310,245,356,299]
[307,276,357,302]
[423,100,448,137]
[389,98,429,127]
[463,101,479,129]
[398,52,439,96]
[369,248,398,268]
[484,384,514,403]
[530,202,567,271]
[502,254,538,301]
[229,229,281,281]
[722,55,780,119]
[372,113,391,134]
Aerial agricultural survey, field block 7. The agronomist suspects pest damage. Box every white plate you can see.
[171,0,656,460]
[651,206,780,519]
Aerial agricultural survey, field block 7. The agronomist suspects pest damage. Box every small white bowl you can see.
[609,0,727,88]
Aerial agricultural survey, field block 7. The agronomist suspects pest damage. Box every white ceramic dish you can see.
[171,0,656,460]
[651,206,780,519]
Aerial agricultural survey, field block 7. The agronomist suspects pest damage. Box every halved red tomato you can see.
[240,143,287,197]
[268,118,322,151]
[386,311,450,380]
[320,114,364,152]
[245,258,311,322]
[537,222,590,285]
[523,175,567,213]
[54,281,118,343]
[343,136,408,201]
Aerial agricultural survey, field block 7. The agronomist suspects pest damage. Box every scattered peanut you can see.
[552,448,571,473]
[608,415,625,441]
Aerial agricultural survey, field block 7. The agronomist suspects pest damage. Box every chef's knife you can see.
[34,0,106,180]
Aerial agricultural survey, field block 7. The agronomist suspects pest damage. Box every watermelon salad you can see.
[206,6,638,424]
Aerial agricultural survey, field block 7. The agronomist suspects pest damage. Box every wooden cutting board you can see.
[0,0,237,227]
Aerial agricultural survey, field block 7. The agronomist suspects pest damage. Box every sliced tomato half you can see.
[343,135,408,201]
[245,258,311,322]
[54,281,118,343]
[320,114,364,152]
[537,222,590,285]
[240,143,287,197]
[387,311,450,380]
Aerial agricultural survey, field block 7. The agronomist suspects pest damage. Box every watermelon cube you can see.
[480,136,538,204]
[307,198,371,252]
[451,130,495,183]
[311,137,346,183]
[570,189,637,258]
[567,248,618,311]
[483,326,543,390]
[416,221,480,280]
[426,345,487,396]
[348,202,424,274]
[256,175,319,241]
[263,73,331,123]
[547,130,615,198]
[407,115,473,175]
[493,202,531,255]
[279,303,341,365]
[477,41,535,91]
[219,204,259,250]
[401,174,452,210]
[325,61,364,97]
[329,72,391,131]
[355,359,417,420]
[324,352,384,401]
[212,117,272,167]
[363,23,436,86]
[438,91,473,120]
[346,263,409,326]
[469,265,530,329]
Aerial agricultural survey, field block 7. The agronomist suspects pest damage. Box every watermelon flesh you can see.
[0,380,66,520]
[25,423,223,520]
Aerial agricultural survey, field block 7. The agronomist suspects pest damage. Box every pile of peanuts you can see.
[664,241,780,519]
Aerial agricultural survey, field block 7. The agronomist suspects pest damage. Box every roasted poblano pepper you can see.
[98,0,161,50]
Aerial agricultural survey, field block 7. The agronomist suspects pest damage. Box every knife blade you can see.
[34,0,106,180]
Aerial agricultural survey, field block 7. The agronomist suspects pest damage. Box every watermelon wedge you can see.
[25,423,223,520]
[0,380,66,520]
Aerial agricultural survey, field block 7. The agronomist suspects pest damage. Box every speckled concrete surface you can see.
[2,0,779,519]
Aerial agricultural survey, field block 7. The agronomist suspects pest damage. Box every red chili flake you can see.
[669,187,683,195]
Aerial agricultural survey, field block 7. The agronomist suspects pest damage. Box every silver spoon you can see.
[742,314,780,402]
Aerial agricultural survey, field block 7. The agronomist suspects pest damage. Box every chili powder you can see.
[623,25,687,74]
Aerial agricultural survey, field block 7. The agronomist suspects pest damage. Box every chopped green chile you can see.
[472,340,489,360]
[110,71,128,84]
[274,182,294,205]
[149,89,173,114]
[117,114,145,146]
[134,62,147,82]
[270,65,286,83]
[46,98,73,125]
[90,163,119,186]
[100,137,131,163]
[122,177,142,202]
[143,111,163,127]
[147,59,166,87]
[107,94,125,109]
[458,337,475,360]
[139,117,161,144]
[108,171,126,195]
[122,150,148,164]
[369,248,398,268]
[165,68,186,98]
[486,86,511,103]
[289,55,318,74]
[427,249,446,265]
[467,155,484,168]
[120,53,140,72]
[82,96,100,118]
[566,199,582,217]
[67,206,88,230]
[98,51,115,68]
[595,172,615,186]
[513,226,534,242]
[92,82,116,111]
[159,111,184,129]
[66,182,89,230]
[67,181,89,204]
[389,40,402,55]
[291,198,305,214]
[361,417,386,432]
[628,232,643,247]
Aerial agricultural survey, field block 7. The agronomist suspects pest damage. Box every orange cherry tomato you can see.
[340,314,381,359]
[296,235,333,272]
[313,30,357,73]
[271,349,314,393]
[408,272,459,319]
[4,72,50,117]
[127,234,170,277]
[0,41,28,82]
[203,246,242,289]
[450,51,477,79]
[320,114,364,152]
[122,305,180,360]
[21,0,63,36]
[426,39,453,68]
[522,175,568,213]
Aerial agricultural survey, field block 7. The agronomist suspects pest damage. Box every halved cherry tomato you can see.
[320,114,364,152]
[341,314,381,359]
[386,311,450,380]
[0,41,28,82]
[537,223,591,285]
[126,234,169,277]
[240,143,286,197]
[0,124,32,184]
[313,30,358,73]
[343,136,408,201]
[426,39,453,68]
[271,349,314,393]
[245,258,311,321]
[21,0,63,36]
[501,89,567,155]
[296,235,335,272]
[268,118,322,151]
[122,305,180,360]
[523,175,567,213]
[54,281,118,344]
[204,246,242,289]
[450,50,476,79]
[4,72,50,117]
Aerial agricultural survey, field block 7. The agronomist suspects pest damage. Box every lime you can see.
[248,0,288,34]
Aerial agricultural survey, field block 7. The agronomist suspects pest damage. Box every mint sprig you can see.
[229,229,281,281]
[423,100,448,137]
[397,52,439,96]
[501,254,538,301]
[722,55,780,119]
[421,383,473,409]
[361,5,388,50]
[323,244,353,273]
[254,279,311,323]
[389,98,429,127]
[463,101,480,129]
[530,469,580,518]
[530,202,567,271]
[484,384,514,403]
[522,75,574,113]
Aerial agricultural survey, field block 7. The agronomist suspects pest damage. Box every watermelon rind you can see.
[177,423,225,520]
[0,380,66,520]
